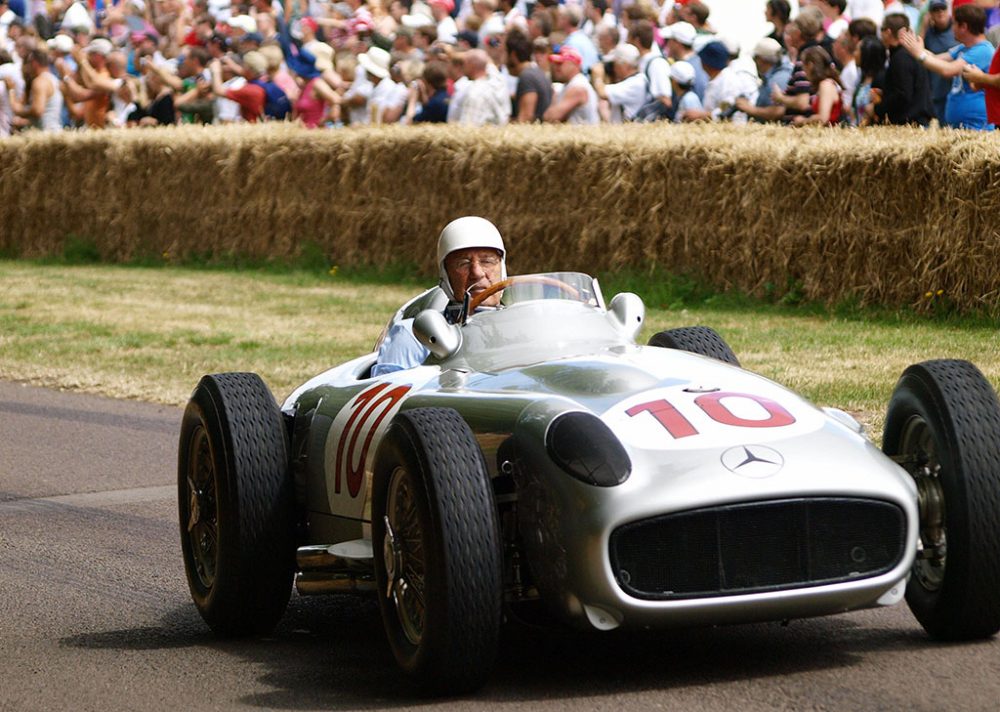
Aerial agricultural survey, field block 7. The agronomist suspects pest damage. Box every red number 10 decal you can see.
[626,392,796,439]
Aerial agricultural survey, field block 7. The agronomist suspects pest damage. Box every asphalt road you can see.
[2,380,998,712]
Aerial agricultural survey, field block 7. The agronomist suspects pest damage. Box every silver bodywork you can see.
[282,273,919,631]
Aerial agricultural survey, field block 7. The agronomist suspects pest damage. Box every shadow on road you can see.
[62,593,938,709]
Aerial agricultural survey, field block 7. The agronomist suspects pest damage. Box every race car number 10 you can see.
[626,392,796,439]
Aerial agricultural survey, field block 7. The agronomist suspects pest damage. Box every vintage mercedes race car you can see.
[178,272,1000,694]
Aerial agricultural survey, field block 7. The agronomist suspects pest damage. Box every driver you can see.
[372,216,507,376]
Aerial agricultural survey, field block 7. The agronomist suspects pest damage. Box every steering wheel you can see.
[467,275,582,313]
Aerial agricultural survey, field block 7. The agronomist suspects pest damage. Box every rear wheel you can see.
[883,360,1000,640]
[178,372,296,636]
[372,407,502,694]
[647,326,740,366]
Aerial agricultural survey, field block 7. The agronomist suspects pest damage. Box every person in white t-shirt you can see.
[590,42,646,122]
[683,41,758,123]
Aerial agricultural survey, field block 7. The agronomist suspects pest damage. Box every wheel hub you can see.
[384,467,426,647]
[901,416,947,592]
[185,426,218,589]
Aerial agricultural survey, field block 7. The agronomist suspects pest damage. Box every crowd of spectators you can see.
[2,0,1000,134]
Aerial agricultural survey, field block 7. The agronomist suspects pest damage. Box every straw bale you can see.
[2,123,1000,313]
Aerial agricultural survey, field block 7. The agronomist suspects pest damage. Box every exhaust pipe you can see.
[295,542,376,596]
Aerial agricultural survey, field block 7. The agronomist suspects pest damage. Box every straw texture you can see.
[2,123,998,312]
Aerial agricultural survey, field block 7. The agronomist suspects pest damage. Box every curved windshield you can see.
[497,272,604,309]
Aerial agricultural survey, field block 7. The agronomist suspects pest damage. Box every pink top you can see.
[295,78,327,129]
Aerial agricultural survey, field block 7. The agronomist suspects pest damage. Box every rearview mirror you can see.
[413,309,462,360]
[608,292,645,341]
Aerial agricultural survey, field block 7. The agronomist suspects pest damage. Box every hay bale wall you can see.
[2,123,999,313]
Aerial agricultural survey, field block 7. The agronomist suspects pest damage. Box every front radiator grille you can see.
[610,498,906,600]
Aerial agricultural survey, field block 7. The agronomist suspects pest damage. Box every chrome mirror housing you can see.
[607,293,645,341]
[413,309,462,360]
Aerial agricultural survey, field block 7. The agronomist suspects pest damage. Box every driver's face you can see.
[445,247,503,307]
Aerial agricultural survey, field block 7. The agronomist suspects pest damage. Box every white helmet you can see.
[436,216,507,300]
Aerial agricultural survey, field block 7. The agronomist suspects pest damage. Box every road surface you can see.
[1,380,997,711]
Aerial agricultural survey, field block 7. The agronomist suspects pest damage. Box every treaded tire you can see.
[178,372,295,636]
[372,407,502,695]
[883,359,1000,640]
[647,326,740,366]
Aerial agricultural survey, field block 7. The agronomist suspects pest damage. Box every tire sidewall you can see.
[372,419,447,677]
[884,370,972,630]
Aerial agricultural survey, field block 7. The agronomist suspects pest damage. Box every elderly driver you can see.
[372,216,506,376]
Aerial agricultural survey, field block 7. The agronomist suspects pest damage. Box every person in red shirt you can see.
[209,51,267,122]
[962,44,1000,126]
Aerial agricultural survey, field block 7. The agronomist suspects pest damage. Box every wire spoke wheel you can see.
[385,466,427,647]
[185,426,219,590]
[898,416,947,593]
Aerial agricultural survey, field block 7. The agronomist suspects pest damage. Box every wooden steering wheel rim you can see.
[467,275,582,312]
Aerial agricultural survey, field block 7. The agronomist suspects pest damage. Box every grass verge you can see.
[1,260,997,437]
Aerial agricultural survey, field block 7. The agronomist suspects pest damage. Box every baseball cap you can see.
[47,34,74,53]
[609,43,640,66]
[928,0,948,9]
[663,21,696,47]
[669,60,695,86]
[86,37,113,56]
[549,46,583,65]
[752,37,783,62]
[430,0,455,12]
[698,40,730,70]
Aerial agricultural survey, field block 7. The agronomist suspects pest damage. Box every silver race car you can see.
[178,273,1000,694]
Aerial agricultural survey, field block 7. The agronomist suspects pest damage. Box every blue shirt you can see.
[564,30,599,74]
[372,319,430,377]
[945,41,994,130]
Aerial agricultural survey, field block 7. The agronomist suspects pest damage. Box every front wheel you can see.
[178,372,296,636]
[883,360,1000,640]
[372,407,502,695]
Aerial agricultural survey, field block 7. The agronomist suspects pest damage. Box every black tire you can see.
[882,360,1000,640]
[178,372,296,636]
[372,407,502,695]
[647,326,741,366]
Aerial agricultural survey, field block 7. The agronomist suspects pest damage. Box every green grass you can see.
[1,260,997,437]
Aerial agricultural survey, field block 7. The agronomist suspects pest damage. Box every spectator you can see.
[209,52,268,123]
[670,60,702,122]
[875,13,932,126]
[922,0,956,127]
[70,37,113,128]
[684,40,758,122]
[853,35,887,125]
[557,4,598,73]
[506,29,552,123]
[631,19,672,121]
[127,63,176,126]
[405,59,449,123]
[591,43,645,122]
[7,47,63,131]
[448,48,509,125]
[429,0,458,44]
[0,48,15,136]
[832,30,859,115]
[765,0,792,49]
[792,45,843,125]
[961,42,1000,128]
[817,0,850,40]
[900,3,993,130]
[749,38,792,111]
[542,45,598,124]
[663,21,707,100]
[357,46,398,123]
